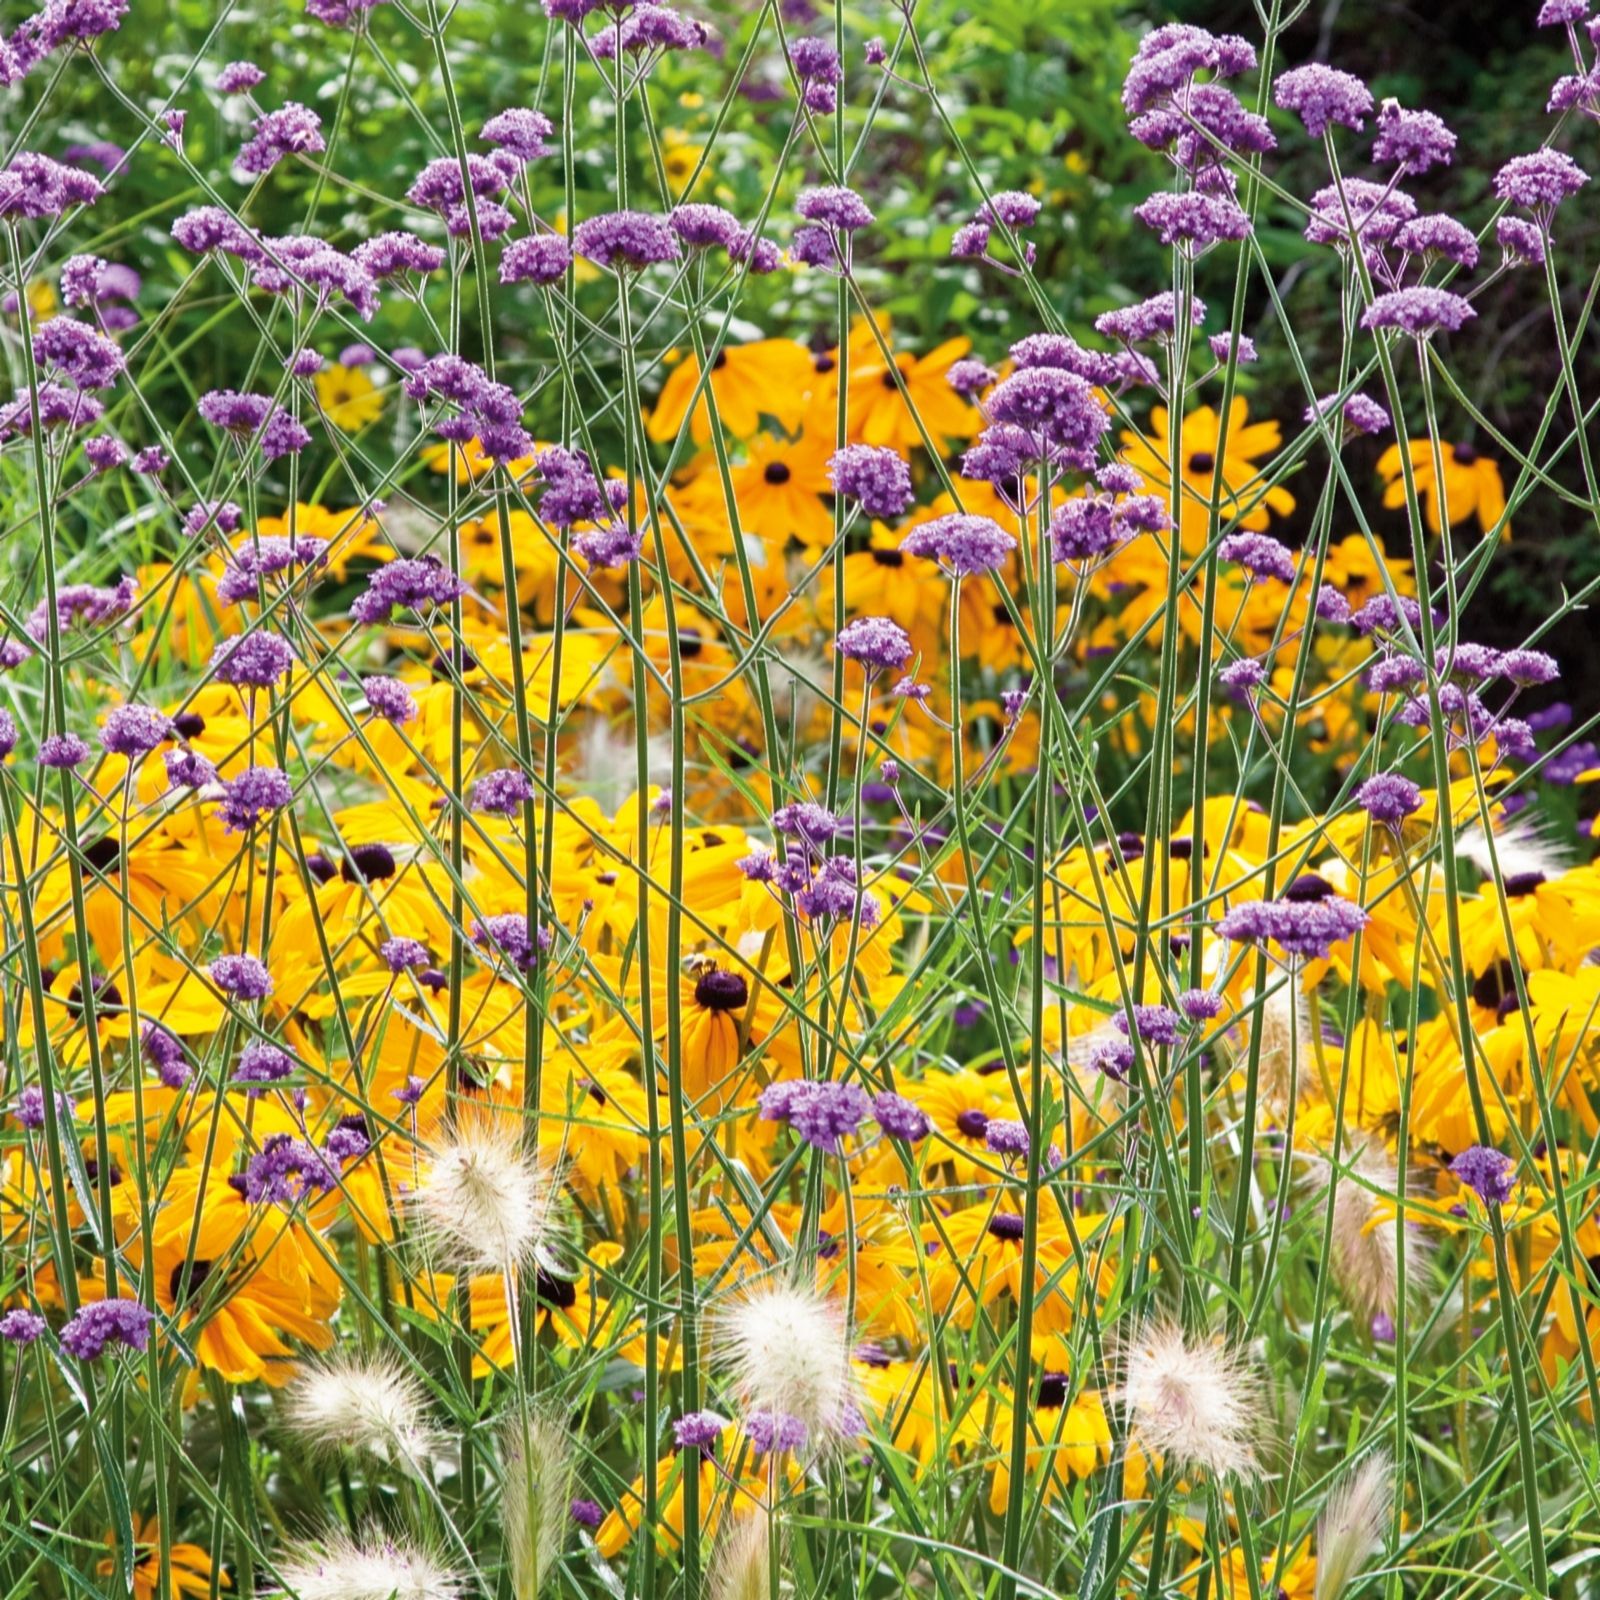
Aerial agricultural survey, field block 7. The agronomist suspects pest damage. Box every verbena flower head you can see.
[0,1309,47,1346]
[673,1410,726,1450]
[592,3,710,59]
[0,152,106,219]
[984,365,1110,460]
[350,558,469,625]
[1306,392,1391,438]
[872,1091,930,1140]
[1134,190,1251,250]
[1493,149,1590,211]
[363,676,417,724]
[1121,24,1256,119]
[1303,179,1418,249]
[796,185,874,230]
[758,1079,873,1152]
[354,231,445,280]
[899,512,1018,576]
[1360,287,1476,337]
[1273,64,1374,137]
[209,953,274,1000]
[1113,1003,1184,1046]
[572,210,681,271]
[1219,532,1297,584]
[39,732,92,769]
[236,102,325,175]
[1094,290,1207,345]
[1496,215,1547,266]
[480,106,554,161]
[1393,213,1479,269]
[210,631,295,689]
[99,703,171,758]
[668,203,742,251]
[836,616,913,673]
[827,444,914,517]
[985,1118,1030,1157]
[471,766,536,814]
[216,59,264,93]
[1372,100,1455,174]
[1354,772,1422,825]
[500,234,572,285]
[1218,881,1369,960]
[1450,1145,1515,1204]
[59,1298,154,1360]
[947,358,997,397]
[1218,657,1267,694]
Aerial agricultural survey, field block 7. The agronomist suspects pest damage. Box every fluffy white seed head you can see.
[1315,1452,1393,1600]
[712,1279,858,1452]
[1455,814,1568,884]
[411,1116,562,1275]
[1120,1320,1261,1480]
[272,1532,466,1600]
[1241,980,1311,1116]
[1309,1136,1420,1325]
[711,1511,781,1600]
[282,1354,439,1474]
[502,1411,575,1600]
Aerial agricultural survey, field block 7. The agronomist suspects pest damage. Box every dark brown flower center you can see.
[694,967,749,1012]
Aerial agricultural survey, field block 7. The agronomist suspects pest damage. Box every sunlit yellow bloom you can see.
[1377,438,1509,536]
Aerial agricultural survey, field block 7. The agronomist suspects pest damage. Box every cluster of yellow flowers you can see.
[7,326,1594,1600]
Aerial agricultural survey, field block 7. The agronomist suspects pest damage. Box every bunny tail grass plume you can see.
[1121,1321,1262,1480]
[1242,979,1311,1116]
[502,1411,575,1599]
[271,1531,466,1600]
[711,1511,781,1600]
[1313,1136,1418,1325]
[1314,1452,1393,1600]
[712,1279,859,1453]
[411,1114,562,1275]
[282,1353,440,1473]
[1455,812,1569,883]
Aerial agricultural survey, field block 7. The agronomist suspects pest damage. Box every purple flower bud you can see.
[572,210,681,271]
[99,704,172,758]
[1360,287,1476,337]
[0,1309,47,1345]
[1354,772,1422,825]
[836,616,913,673]
[209,953,273,1000]
[985,1118,1030,1157]
[900,512,1017,577]
[796,185,874,230]
[471,766,536,814]
[873,1091,929,1140]
[1372,101,1455,175]
[827,443,914,518]
[216,60,265,94]
[59,1298,153,1359]
[1273,63,1374,137]
[39,732,92,769]
[1450,1144,1515,1205]
[1494,150,1589,211]
[673,1410,726,1450]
